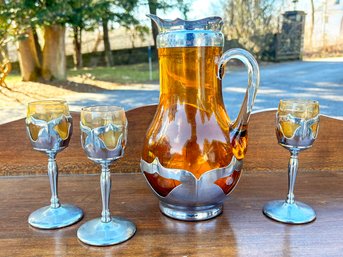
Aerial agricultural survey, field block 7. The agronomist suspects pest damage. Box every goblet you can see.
[77,106,136,246]
[26,100,83,229]
[263,99,320,224]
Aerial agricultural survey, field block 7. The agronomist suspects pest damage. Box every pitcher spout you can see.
[146,14,165,32]
[147,14,224,33]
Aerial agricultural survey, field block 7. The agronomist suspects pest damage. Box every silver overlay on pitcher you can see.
[141,14,260,221]
[141,156,243,220]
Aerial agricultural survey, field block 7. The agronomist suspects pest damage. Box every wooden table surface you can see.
[0,105,342,256]
[1,105,342,175]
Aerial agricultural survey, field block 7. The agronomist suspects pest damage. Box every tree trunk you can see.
[17,29,41,81]
[148,0,158,48]
[92,29,102,52]
[42,25,66,81]
[102,19,112,67]
[0,47,8,63]
[310,0,315,49]
[32,27,42,65]
[73,26,83,69]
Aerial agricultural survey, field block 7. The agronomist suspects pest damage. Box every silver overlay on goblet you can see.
[26,115,72,152]
[26,102,83,229]
[277,113,319,149]
[263,99,320,224]
[80,122,125,162]
[77,106,136,246]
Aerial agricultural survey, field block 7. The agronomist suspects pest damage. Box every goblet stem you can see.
[286,149,299,204]
[100,162,112,223]
[47,152,60,209]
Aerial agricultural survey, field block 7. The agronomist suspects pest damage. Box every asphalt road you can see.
[66,58,343,120]
[1,58,342,124]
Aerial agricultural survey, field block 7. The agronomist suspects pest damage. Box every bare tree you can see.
[102,18,113,67]
[310,0,315,49]
[126,25,149,48]
[223,0,283,59]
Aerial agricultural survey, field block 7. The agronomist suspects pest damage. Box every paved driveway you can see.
[1,58,342,124]
[66,58,343,120]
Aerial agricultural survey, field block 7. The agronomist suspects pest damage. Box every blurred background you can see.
[0,0,342,123]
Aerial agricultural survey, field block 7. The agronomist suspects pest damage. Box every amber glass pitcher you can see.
[141,15,260,221]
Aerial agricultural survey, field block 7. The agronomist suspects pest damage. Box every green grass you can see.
[5,73,21,82]
[68,63,159,83]
[5,63,160,84]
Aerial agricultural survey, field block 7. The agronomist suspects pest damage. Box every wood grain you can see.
[0,106,156,175]
[0,106,342,256]
[246,112,343,173]
[0,172,342,256]
[0,105,342,175]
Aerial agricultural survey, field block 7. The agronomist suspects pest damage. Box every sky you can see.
[137,0,333,22]
[181,0,224,19]
[136,0,224,24]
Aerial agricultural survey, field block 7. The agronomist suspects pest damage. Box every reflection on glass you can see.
[77,105,136,246]
[263,99,320,224]
[142,47,242,197]
[26,100,83,229]
[140,14,260,221]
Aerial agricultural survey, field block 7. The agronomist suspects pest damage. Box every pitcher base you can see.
[159,202,223,221]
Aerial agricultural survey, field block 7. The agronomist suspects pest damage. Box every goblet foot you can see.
[159,202,223,221]
[77,217,136,246]
[263,200,316,224]
[28,204,83,229]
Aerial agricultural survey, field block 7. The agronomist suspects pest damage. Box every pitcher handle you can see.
[217,48,260,135]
